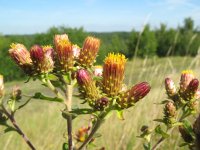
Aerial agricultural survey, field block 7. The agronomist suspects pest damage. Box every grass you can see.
[1,56,200,150]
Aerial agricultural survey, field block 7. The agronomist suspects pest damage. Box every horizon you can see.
[1,0,200,35]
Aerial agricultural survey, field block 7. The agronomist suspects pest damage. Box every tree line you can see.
[0,17,200,81]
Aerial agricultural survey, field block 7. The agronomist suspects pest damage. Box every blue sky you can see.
[0,0,200,34]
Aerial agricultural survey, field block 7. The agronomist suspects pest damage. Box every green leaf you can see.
[179,142,190,147]
[182,120,195,137]
[62,143,68,150]
[153,119,164,123]
[32,92,63,102]
[48,74,59,81]
[116,110,124,120]
[70,108,94,115]
[93,133,102,138]
[155,125,169,138]
[143,143,151,150]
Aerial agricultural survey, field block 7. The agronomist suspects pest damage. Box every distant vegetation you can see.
[0,17,200,81]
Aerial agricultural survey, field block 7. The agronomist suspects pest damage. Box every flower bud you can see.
[117,82,150,108]
[164,101,176,117]
[163,102,177,126]
[179,70,194,93]
[165,78,176,98]
[0,75,4,99]
[9,43,33,75]
[72,44,80,58]
[94,97,109,111]
[54,34,74,72]
[179,126,193,143]
[181,79,199,101]
[94,65,103,77]
[164,102,176,117]
[78,36,100,67]
[102,53,127,97]
[11,86,21,101]
[76,69,100,105]
[30,45,54,73]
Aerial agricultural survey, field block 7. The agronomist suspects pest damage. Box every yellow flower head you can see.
[54,34,74,72]
[180,70,194,93]
[78,36,100,67]
[102,53,127,97]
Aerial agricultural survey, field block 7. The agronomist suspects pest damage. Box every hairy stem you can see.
[78,112,107,150]
[45,78,65,101]
[2,105,36,150]
[65,84,73,150]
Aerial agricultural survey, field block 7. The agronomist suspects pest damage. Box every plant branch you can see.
[1,105,36,150]
[78,112,107,150]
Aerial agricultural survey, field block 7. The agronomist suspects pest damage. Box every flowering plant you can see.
[140,70,200,150]
[2,34,151,150]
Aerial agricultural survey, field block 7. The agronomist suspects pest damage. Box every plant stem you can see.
[2,105,36,150]
[45,78,65,101]
[65,84,73,150]
[78,112,107,150]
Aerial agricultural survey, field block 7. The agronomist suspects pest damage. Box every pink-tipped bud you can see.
[54,34,74,72]
[117,82,151,108]
[76,69,100,103]
[179,70,194,93]
[188,79,199,92]
[9,43,33,75]
[76,69,92,86]
[30,45,54,73]
[72,44,81,58]
[130,82,151,102]
[78,36,100,67]
[94,65,103,77]
[94,97,109,111]
[165,78,176,97]
[0,75,4,98]
[182,79,199,101]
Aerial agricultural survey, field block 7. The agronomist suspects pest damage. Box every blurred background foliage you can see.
[1,17,200,81]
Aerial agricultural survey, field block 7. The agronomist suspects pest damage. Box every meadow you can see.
[1,56,200,150]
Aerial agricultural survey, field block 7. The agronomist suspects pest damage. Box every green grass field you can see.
[1,56,200,150]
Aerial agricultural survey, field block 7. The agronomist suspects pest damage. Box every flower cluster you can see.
[163,70,200,126]
[9,34,151,111]
[77,53,151,110]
